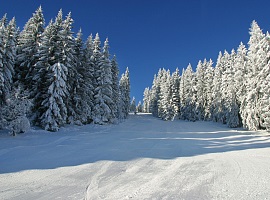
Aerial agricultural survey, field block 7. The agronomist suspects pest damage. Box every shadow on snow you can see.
[1,113,270,174]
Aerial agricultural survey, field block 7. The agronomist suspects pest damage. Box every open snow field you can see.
[1,113,270,200]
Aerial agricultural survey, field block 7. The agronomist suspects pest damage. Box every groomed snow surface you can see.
[1,113,270,200]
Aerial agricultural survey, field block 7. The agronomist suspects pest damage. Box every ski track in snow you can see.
[1,113,270,199]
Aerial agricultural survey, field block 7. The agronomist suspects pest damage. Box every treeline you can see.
[143,20,270,131]
[0,6,130,134]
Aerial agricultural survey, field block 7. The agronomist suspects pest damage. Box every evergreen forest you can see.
[143,20,270,131]
[0,7,131,134]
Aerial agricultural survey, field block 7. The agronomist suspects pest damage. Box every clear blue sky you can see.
[1,0,270,103]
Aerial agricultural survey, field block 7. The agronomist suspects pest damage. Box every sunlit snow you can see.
[1,114,270,199]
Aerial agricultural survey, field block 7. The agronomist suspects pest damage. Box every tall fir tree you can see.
[33,10,70,130]
[111,55,120,119]
[211,52,223,122]
[241,21,266,130]
[219,50,230,124]
[143,87,151,113]
[32,20,53,123]
[91,33,103,123]
[16,6,45,91]
[204,59,214,120]
[137,101,143,113]
[40,62,68,131]
[254,32,270,130]
[0,16,16,105]
[258,65,270,130]
[72,29,92,124]
[225,50,240,127]
[83,33,95,121]
[60,12,78,124]
[170,68,181,120]
[234,42,248,107]
[150,69,163,117]
[194,60,206,120]
[0,17,4,104]
[180,64,196,121]
[101,38,114,122]
[179,68,185,118]
[92,35,114,124]
[130,97,136,113]
[119,67,130,120]
[158,69,173,120]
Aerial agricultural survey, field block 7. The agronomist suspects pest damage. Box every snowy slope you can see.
[1,113,270,199]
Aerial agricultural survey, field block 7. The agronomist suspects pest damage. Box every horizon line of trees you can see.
[0,6,130,134]
[143,20,270,131]
[130,97,143,114]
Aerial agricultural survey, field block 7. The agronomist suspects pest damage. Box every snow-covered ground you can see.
[1,113,270,200]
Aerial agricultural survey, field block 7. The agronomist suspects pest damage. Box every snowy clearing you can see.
[1,113,270,200]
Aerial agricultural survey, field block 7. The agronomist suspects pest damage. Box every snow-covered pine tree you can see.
[211,52,223,122]
[226,89,240,128]
[225,50,240,127]
[85,34,95,88]
[240,21,266,130]
[150,69,163,117]
[0,18,4,105]
[0,14,7,27]
[158,69,166,118]
[179,68,185,118]
[180,64,196,121]
[72,29,92,124]
[82,33,95,121]
[137,101,143,113]
[192,59,213,121]
[194,60,206,121]
[33,10,70,130]
[221,50,238,126]
[91,33,104,124]
[32,20,54,123]
[125,67,131,117]
[232,42,248,127]
[92,35,114,124]
[0,87,31,135]
[111,55,120,120]
[90,33,101,123]
[246,21,266,77]
[170,68,180,120]
[143,87,151,113]
[157,69,168,119]
[16,6,44,91]
[119,67,130,119]
[258,66,270,130]
[234,42,248,107]
[102,38,115,122]
[219,50,230,124]
[204,59,214,120]
[86,34,94,54]
[130,97,136,113]
[159,69,174,120]
[40,62,68,131]
[0,16,16,105]
[60,12,78,124]
[0,16,7,104]
[254,32,270,130]
[164,70,174,120]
